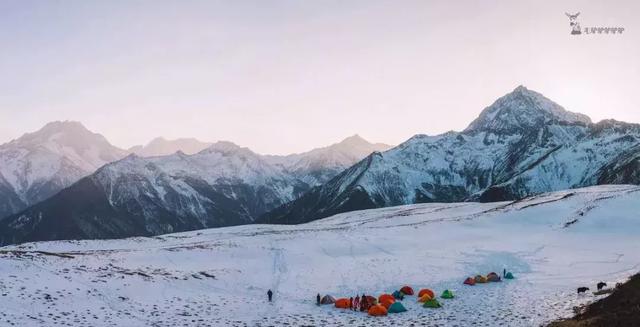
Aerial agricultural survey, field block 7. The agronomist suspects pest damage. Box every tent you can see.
[423,298,442,308]
[320,295,336,305]
[388,302,408,313]
[365,295,377,305]
[463,277,476,286]
[392,290,405,300]
[418,289,435,299]
[441,289,454,299]
[380,298,395,309]
[400,286,414,295]
[505,272,515,279]
[475,275,488,283]
[378,294,395,304]
[418,293,432,303]
[487,272,501,282]
[368,304,388,316]
[335,298,351,309]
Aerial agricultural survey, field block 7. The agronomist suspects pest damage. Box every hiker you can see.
[354,295,360,311]
[316,293,321,305]
[267,289,273,302]
[360,294,367,312]
[349,297,353,310]
[503,268,506,278]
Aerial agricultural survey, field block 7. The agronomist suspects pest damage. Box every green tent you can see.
[392,290,405,300]
[505,272,515,279]
[441,289,454,299]
[423,298,441,308]
[388,302,408,313]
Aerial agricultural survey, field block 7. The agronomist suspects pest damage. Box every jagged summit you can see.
[464,85,592,134]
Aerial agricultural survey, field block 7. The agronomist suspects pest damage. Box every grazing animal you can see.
[577,287,590,294]
[597,282,607,290]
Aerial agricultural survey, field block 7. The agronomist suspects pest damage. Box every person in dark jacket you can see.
[360,294,368,312]
[354,295,360,311]
[349,297,353,310]
[267,289,273,302]
[316,293,321,305]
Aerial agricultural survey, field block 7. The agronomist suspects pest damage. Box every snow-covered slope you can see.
[1,185,639,326]
[0,121,127,219]
[262,86,640,224]
[129,137,212,157]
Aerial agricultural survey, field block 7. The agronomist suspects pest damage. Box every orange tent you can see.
[417,293,432,303]
[380,298,395,309]
[334,298,350,309]
[378,294,395,304]
[418,289,435,299]
[368,304,388,317]
[400,286,414,295]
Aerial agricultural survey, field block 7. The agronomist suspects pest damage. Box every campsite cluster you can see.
[463,270,515,286]
[317,270,516,318]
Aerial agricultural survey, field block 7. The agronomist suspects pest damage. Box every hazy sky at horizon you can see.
[1,0,638,155]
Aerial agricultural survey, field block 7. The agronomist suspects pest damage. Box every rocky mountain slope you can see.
[0,121,128,218]
[261,86,640,224]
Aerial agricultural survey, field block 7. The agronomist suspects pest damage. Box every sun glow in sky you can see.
[0,0,638,154]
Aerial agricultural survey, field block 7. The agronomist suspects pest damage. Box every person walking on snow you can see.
[267,289,273,302]
[354,295,360,311]
[349,297,353,310]
[316,293,321,305]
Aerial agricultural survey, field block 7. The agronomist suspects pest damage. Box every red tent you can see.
[400,286,414,295]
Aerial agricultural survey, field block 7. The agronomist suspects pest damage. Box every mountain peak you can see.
[464,86,592,134]
[204,141,255,156]
[36,120,91,137]
[129,137,212,157]
[339,134,368,146]
[11,120,115,150]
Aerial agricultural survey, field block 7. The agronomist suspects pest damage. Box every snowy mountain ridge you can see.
[128,137,213,157]
[261,86,640,224]
[0,134,390,244]
[0,121,128,218]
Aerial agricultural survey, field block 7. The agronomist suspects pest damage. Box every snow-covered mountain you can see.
[267,134,392,186]
[261,86,640,224]
[0,136,389,245]
[0,121,128,218]
[1,185,638,326]
[129,137,212,157]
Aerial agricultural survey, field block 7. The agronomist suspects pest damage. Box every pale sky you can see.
[0,0,638,155]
